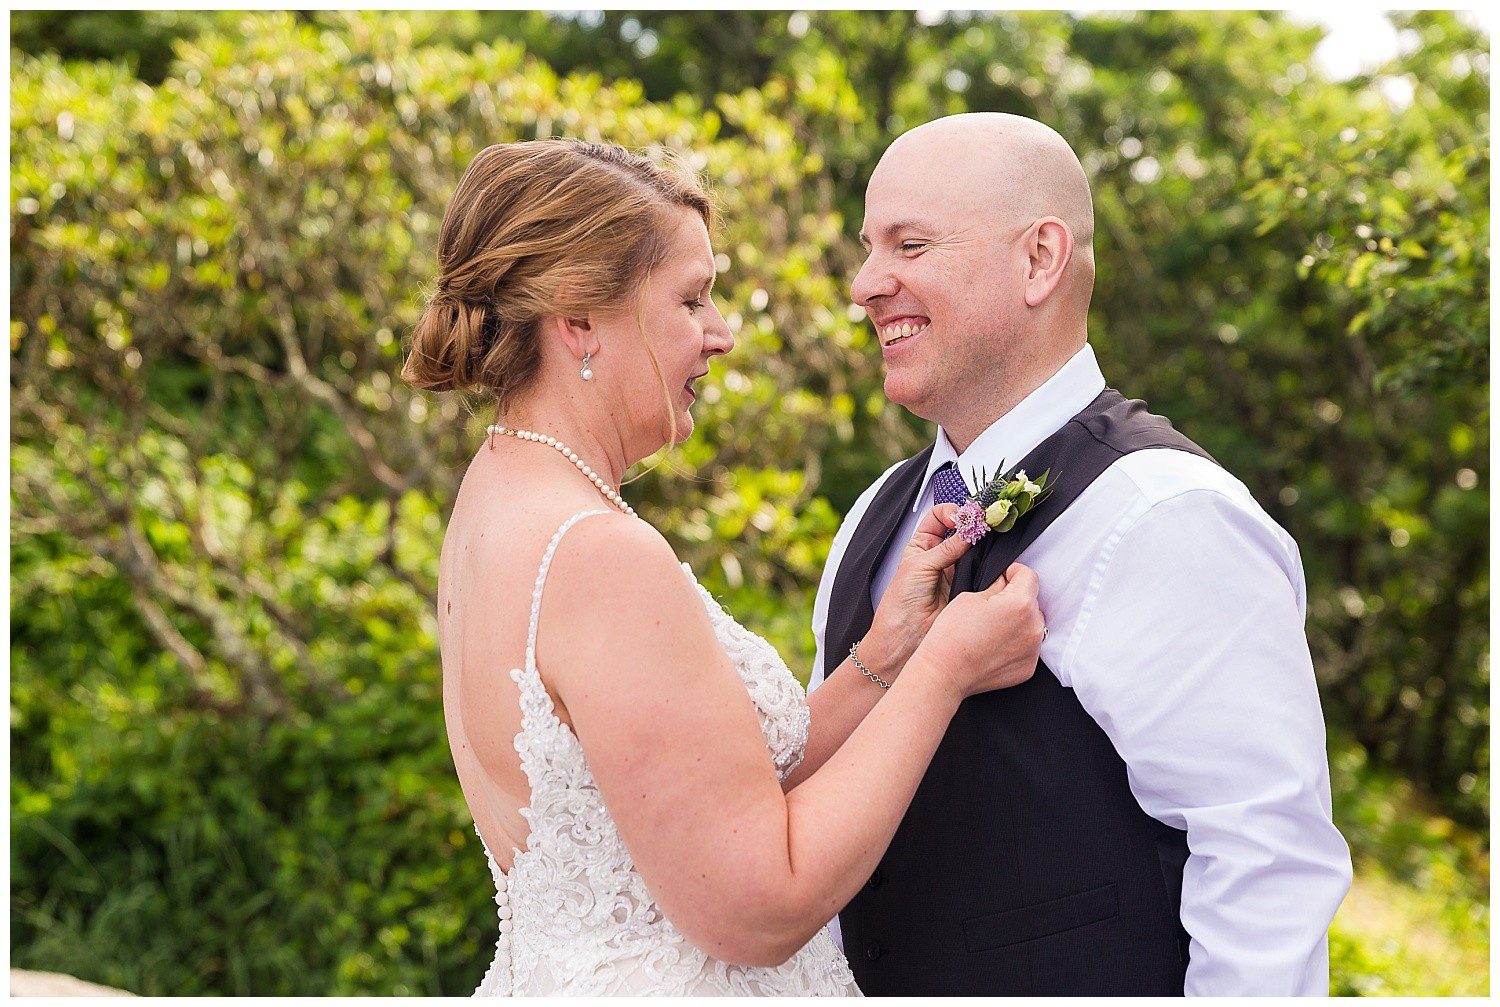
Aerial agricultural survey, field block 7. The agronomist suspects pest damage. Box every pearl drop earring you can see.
[580,352,594,381]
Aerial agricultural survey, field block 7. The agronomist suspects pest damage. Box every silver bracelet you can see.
[849,639,891,690]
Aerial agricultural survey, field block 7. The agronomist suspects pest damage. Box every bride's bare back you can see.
[439,441,604,871]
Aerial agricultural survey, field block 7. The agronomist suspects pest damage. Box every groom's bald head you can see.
[880,113,1095,262]
[851,113,1097,444]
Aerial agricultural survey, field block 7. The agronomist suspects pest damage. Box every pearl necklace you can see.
[486,424,637,518]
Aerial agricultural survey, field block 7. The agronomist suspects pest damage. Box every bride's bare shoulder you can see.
[534,512,719,680]
[543,511,691,600]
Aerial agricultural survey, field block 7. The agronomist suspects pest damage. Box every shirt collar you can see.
[912,342,1107,512]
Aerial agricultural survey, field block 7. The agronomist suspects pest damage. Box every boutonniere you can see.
[952,463,1058,545]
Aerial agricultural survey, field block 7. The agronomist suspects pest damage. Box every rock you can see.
[9,970,134,997]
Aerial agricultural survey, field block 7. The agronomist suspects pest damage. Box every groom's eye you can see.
[901,242,928,254]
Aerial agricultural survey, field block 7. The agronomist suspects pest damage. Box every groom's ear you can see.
[1021,216,1074,307]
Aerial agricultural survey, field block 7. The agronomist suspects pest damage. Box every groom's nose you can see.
[850,252,900,308]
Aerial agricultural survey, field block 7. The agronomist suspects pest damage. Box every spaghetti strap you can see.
[526,509,612,673]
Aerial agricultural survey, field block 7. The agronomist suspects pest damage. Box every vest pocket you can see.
[962,882,1120,953]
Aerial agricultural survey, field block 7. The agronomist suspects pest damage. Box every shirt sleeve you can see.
[1067,488,1353,995]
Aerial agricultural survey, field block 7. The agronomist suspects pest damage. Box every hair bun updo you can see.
[401,139,715,409]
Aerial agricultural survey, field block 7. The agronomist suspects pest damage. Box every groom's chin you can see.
[882,369,932,417]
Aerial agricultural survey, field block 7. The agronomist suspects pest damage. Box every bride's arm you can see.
[787,652,896,791]
[787,503,969,790]
[539,513,1038,969]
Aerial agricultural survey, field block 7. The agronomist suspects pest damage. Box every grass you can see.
[1328,731,1489,995]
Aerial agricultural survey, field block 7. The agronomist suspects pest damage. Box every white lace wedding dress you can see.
[471,509,861,996]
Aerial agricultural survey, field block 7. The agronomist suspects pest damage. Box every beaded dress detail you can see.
[473,510,861,996]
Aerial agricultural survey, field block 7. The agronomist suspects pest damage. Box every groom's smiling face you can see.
[850,115,1096,439]
[851,140,1021,424]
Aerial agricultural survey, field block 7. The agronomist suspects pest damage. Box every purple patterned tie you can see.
[930,462,971,508]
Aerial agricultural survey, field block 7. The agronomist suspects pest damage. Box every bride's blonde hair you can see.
[402,139,715,440]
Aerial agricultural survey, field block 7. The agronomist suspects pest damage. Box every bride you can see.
[403,139,1044,996]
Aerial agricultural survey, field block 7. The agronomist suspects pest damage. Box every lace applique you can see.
[471,513,859,996]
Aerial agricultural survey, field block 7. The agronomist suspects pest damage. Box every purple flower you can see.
[954,499,989,544]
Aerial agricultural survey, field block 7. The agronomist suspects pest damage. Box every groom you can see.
[808,114,1352,995]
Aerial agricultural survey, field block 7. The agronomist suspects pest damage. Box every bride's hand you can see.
[860,503,975,683]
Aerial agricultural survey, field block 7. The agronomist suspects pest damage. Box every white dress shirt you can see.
[808,342,1352,995]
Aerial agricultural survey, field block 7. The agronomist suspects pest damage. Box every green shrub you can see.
[11,10,1488,995]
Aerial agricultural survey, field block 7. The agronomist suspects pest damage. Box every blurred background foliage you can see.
[9,9,1488,996]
